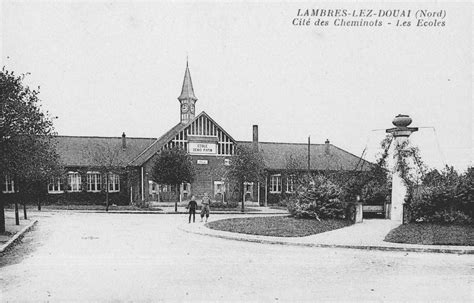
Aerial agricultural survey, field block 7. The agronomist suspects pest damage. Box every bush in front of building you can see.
[407,166,473,225]
[41,191,129,206]
[209,201,239,209]
[287,175,346,220]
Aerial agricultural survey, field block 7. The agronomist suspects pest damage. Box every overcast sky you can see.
[1,1,472,171]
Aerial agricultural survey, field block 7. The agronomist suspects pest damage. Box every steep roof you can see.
[53,136,156,167]
[128,111,237,166]
[238,141,373,171]
[127,123,183,166]
[178,62,197,101]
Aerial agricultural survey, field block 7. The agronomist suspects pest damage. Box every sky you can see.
[1,1,472,171]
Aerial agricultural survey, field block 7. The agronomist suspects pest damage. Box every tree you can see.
[85,140,128,211]
[151,147,195,212]
[0,68,60,232]
[228,145,266,212]
[283,152,306,195]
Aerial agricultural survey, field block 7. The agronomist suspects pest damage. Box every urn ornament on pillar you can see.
[386,114,418,222]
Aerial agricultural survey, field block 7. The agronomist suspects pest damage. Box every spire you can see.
[178,60,197,101]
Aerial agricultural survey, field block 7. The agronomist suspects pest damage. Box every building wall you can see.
[1,168,135,206]
[141,154,237,202]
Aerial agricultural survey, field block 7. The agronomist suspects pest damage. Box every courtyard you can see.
[0,211,472,302]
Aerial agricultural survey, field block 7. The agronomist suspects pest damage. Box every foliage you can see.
[385,223,474,246]
[84,141,130,210]
[228,145,266,185]
[0,68,61,232]
[151,147,195,186]
[287,175,346,220]
[227,145,265,209]
[321,136,392,205]
[407,166,473,224]
[209,201,238,209]
[393,139,427,189]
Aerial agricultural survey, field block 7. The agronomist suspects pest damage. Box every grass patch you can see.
[206,216,352,237]
[385,223,474,246]
[211,207,261,213]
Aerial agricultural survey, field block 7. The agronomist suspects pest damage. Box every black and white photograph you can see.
[0,0,472,301]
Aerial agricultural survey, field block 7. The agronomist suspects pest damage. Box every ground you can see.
[0,211,473,302]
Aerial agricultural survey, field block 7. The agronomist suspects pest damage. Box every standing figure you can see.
[200,192,211,222]
[187,196,198,223]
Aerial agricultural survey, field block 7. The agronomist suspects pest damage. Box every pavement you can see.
[180,214,474,255]
[0,217,38,253]
[2,206,473,255]
[1,211,472,302]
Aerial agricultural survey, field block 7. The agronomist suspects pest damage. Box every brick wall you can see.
[142,154,236,202]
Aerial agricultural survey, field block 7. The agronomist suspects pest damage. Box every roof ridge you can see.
[127,123,183,165]
[54,135,157,140]
[238,140,325,146]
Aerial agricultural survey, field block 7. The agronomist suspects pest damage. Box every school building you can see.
[2,63,372,205]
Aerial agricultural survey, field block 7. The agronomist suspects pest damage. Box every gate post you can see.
[355,201,363,223]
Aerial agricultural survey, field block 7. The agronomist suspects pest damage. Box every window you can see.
[48,177,64,193]
[67,172,81,192]
[149,181,158,194]
[162,185,173,192]
[244,182,254,194]
[270,174,282,193]
[214,181,225,195]
[3,175,15,193]
[108,173,120,192]
[87,172,101,192]
[286,175,295,193]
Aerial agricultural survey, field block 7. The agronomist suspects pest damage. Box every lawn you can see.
[385,223,474,246]
[206,216,352,237]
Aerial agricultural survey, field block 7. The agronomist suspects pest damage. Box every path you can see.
[0,212,472,302]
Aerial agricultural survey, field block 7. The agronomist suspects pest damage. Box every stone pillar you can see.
[386,114,418,223]
[355,201,363,223]
[390,136,408,222]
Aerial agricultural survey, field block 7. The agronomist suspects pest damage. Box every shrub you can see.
[407,167,473,225]
[361,180,390,205]
[287,175,345,220]
[431,210,472,225]
[209,201,238,209]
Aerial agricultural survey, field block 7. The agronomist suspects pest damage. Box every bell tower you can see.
[178,61,197,124]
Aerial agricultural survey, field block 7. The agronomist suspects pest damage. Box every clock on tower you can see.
[181,103,189,113]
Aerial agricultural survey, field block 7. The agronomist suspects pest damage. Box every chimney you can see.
[252,125,258,150]
[325,139,330,154]
[122,132,126,149]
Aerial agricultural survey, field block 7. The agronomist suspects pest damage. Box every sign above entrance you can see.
[189,142,217,155]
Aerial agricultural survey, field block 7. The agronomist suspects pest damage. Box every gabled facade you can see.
[2,62,373,206]
[130,111,237,203]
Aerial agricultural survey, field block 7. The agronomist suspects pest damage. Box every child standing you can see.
[187,196,197,223]
[200,192,211,222]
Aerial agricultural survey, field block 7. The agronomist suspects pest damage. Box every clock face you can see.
[181,103,189,113]
[189,103,195,113]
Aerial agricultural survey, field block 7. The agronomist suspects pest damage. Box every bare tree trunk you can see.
[23,202,27,220]
[241,183,245,213]
[175,184,179,212]
[15,200,19,225]
[37,196,41,211]
[0,195,5,233]
[105,173,109,212]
